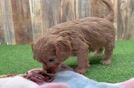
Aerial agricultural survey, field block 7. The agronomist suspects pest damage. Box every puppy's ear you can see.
[55,37,72,60]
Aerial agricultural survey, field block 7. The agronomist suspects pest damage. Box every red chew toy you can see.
[24,69,54,85]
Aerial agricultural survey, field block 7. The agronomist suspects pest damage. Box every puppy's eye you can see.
[48,59,55,62]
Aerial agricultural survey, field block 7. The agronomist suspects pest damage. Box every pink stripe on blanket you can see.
[39,83,69,88]
[116,78,134,88]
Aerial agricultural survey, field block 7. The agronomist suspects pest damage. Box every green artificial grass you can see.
[0,40,134,83]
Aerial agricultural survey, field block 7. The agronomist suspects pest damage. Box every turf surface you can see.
[0,40,134,83]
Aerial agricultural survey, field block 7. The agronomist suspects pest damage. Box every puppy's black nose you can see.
[46,69,56,74]
[46,69,52,73]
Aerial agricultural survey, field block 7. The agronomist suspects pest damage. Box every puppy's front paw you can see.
[74,67,87,74]
[101,59,111,65]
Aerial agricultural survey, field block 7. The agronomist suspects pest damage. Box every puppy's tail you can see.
[102,0,114,22]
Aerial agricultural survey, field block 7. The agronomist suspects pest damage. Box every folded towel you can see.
[52,71,121,88]
[1,71,133,88]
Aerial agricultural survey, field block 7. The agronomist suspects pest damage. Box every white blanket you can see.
[0,76,39,88]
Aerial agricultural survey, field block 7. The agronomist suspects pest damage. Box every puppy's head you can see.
[32,35,72,74]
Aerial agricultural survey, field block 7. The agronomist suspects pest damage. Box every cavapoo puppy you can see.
[32,0,115,74]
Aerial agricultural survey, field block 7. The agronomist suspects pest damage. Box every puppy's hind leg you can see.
[101,44,114,65]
